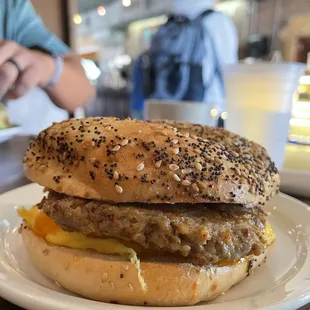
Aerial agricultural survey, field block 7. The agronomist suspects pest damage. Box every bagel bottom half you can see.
[22,226,268,307]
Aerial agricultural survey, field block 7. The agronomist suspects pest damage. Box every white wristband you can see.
[46,54,64,88]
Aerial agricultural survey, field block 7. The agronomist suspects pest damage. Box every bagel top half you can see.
[23,118,279,206]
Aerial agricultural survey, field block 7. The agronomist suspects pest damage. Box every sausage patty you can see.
[40,191,268,265]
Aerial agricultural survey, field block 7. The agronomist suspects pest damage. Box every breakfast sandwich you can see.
[18,118,279,306]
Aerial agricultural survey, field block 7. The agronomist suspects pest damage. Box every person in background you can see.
[0,0,95,134]
[131,0,238,122]
[130,54,145,120]
[173,0,238,108]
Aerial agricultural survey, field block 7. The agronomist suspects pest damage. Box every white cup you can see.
[223,62,305,169]
[145,99,217,126]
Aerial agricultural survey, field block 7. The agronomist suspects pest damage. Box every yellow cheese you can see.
[17,206,147,291]
[264,222,276,245]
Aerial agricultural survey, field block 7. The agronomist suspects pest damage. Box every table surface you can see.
[0,136,309,310]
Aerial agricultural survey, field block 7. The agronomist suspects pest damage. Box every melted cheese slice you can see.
[18,206,147,291]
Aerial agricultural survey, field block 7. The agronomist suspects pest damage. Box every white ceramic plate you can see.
[1,184,310,310]
[0,126,22,143]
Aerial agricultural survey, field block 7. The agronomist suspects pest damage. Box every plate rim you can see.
[0,184,310,310]
[0,125,22,134]
[0,126,22,143]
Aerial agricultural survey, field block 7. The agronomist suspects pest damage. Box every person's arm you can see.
[2,0,95,111]
[32,51,96,112]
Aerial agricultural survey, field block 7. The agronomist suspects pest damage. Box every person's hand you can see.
[0,40,55,99]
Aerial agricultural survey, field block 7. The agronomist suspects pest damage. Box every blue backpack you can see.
[142,9,223,102]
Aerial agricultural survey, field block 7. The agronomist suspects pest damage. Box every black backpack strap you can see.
[168,9,213,24]
[167,14,190,24]
[199,9,215,19]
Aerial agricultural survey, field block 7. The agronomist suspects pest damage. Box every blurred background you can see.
[24,0,310,119]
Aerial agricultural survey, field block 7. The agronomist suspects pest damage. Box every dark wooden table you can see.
[0,136,309,310]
